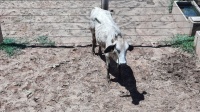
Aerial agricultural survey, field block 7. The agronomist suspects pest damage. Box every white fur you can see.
[90,7,121,48]
[89,7,132,82]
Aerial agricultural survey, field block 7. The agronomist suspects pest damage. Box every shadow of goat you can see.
[99,53,146,105]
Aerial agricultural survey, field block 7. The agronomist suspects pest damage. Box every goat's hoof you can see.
[107,79,111,84]
[98,51,102,55]
[92,51,95,55]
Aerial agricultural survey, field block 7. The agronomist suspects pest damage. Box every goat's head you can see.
[104,38,133,67]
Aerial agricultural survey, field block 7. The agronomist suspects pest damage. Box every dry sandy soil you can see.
[0,0,200,111]
[0,46,200,111]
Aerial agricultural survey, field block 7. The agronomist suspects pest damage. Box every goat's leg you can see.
[92,37,96,55]
[107,64,111,83]
[90,28,96,55]
[105,54,111,83]
[98,46,102,55]
[118,66,123,83]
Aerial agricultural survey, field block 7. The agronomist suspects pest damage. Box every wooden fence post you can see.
[0,24,3,43]
[101,0,109,10]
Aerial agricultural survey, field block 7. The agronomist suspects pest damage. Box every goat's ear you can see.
[128,45,134,51]
[104,44,116,53]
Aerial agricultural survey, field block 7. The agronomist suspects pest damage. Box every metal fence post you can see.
[101,0,109,10]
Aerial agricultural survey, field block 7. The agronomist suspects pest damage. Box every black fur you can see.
[128,45,134,51]
[104,44,116,53]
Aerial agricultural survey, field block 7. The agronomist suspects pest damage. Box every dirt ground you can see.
[0,46,200,112]
[0,0,200,111]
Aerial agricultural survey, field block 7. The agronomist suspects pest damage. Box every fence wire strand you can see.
[0,0,197,39]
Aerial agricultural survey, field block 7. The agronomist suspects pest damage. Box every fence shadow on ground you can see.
[1,43,92,48]
[98,53,147,105]
[1,43,171,49]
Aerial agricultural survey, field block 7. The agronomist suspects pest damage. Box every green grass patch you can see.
[0,36,55,56]
[37,36,55,46]
[0,38,27,56]
[169,34,195,53]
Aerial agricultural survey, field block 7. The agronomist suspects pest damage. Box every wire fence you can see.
[0,0,197,39]
[0,5,187,8]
